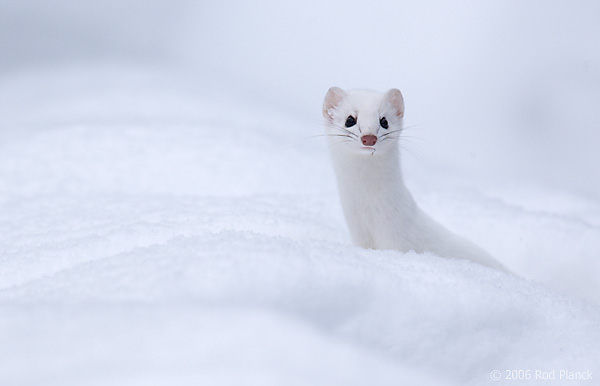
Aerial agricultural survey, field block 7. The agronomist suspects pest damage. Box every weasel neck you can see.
[331,146,412,202]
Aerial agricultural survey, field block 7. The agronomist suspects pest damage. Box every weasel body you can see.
[323,87,506,271]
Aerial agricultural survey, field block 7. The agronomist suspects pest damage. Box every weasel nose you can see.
[361,135,377,146]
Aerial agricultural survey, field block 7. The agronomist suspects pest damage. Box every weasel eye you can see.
[345,116,357,127]
[380,117,389,129]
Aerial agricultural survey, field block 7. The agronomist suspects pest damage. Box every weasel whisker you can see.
[331,125,359,138]
[380,129,403,138]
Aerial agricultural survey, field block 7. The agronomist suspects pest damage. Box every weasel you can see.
[323,87,507,271]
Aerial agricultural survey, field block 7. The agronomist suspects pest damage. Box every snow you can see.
[1,1,600,385]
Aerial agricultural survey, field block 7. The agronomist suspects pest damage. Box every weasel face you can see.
[323,87,404,156]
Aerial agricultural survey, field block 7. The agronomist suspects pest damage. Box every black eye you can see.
[380,117,389,129]
[345,116,356,127]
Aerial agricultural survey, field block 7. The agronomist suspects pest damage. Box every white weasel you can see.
[323,87,507,271]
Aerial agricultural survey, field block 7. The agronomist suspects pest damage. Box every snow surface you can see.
[1,64,599,386]
[1,1,600,385]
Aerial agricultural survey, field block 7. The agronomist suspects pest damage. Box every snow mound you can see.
[1,66,599,385]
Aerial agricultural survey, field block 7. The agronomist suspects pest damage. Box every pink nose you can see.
[361,135,377,146]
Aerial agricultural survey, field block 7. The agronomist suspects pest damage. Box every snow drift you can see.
[1,66,599,385]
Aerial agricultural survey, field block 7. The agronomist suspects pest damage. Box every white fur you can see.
[323,87,507,271]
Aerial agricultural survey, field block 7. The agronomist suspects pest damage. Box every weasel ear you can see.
[385,88,405,117]
[323,87,346,120]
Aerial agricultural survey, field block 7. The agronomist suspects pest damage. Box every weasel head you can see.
[323,87,404,156]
